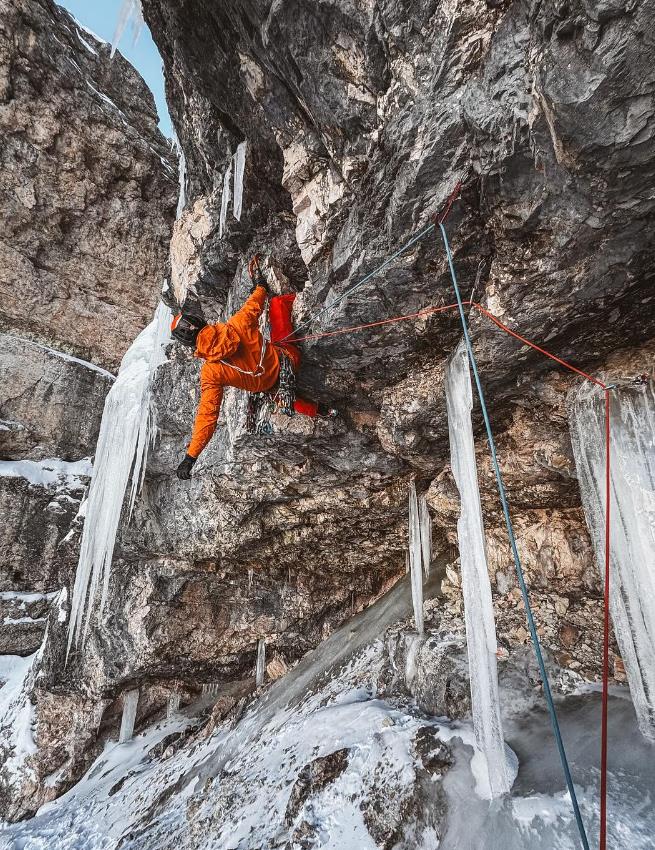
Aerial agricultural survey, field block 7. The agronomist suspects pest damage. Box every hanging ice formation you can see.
[173,134,187,218]
[419,493,432,577]
[446,340,511,797]
[119,689,139,743]
[66,304,172,659]
[111,0,144,58]
[219,166,232,238]
[408,480,425,634]
[167,693,181,718]
[255,638,266,687]
[569,381,655,741]
[232,141,247,221]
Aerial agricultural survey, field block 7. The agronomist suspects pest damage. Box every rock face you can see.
[0,0,176,370]
[0,0,176,819]
[3,0,655,833]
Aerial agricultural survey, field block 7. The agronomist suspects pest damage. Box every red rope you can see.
[600,391,611,850]
[292,295,612,845]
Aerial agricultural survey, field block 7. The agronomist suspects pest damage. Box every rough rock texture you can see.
[4,0,655,829]
[0,0,177,370]
[0,0,176,819]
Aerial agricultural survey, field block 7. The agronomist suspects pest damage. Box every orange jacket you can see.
[187,287,300,458]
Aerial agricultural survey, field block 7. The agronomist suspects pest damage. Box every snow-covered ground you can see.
[1,578,654,849]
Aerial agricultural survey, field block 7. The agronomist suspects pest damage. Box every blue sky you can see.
[58,0,173,137]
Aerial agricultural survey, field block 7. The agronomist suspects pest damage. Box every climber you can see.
[172,256,336,480]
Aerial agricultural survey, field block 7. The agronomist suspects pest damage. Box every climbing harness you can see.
[285,185,615,849]
[246,350,297,434]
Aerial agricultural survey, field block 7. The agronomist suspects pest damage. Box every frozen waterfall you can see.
[66,304,171,659]
[445,340,511,797]
[569,381,655,741]
[256,638,266,687]
[232,141,247,221]
[408,480,425,634]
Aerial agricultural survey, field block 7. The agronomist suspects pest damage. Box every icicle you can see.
[408,480,424,634]
[232,141,247,221]
[255,638,266,687]
[111,0,144,58]
[419,493,432,577]
[202,684,220,699]
[66,304,171,660]
[173,134,187,219]
[119,689,139,743]
[569,381,655,741]
[446,340,510,798]
[219,166,231,238]
[167,693,181,718]
[248,568,254,591]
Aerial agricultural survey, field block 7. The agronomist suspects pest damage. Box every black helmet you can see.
[171,312,206,347]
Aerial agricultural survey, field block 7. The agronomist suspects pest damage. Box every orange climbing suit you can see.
[187,286,317,458]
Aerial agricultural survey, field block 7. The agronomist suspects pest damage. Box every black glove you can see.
[248,255,269,293]
[176,454,196,480]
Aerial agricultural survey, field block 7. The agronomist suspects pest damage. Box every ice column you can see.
[119,689,139,743]
[111,0,144,57]
[446,340,510,797]
[255,638,266,687]
[67,304,171,659]
[167,693,181,718]
[419,493,432,578]
[408,480,424,634]
[219,167,231,238]
[569,381,655,741]
[173,134,187,218]
[232,141,247,221]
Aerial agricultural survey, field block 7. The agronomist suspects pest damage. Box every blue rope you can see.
[281,222,436,342]
[439,222,591,850]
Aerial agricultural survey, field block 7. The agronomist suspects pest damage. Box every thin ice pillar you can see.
[119,689,139,743]
[569,381,655,741]
[446,340,510,797]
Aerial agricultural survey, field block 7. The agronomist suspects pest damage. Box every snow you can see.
[111,0,145,59]
[0,591,58,605]
[445,339,511,797]
[569,380,655,741]
[2,577,655,850]
[219,166,231,238]
[408,479,424,634]
[3,616,47,626]
[232,141,247,221]
[255,638,266,687]
[119,690,139,744]
[76,31,98,56]
[0,652,39,786]
[66,304,172,658]
[0,458,92,490]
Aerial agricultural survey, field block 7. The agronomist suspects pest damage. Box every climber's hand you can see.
[176,454,196,481]
[248,254,269,293]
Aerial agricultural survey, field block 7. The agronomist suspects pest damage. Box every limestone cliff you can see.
[0,0,176,818]
[1,0,654,837]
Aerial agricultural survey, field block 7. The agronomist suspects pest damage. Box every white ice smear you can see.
[167,693,181,718]
[408,480,424,634]
[569,380,655,741]
[219,166,231,238]
[119,690,140,744]
[111,0,144,58]
[66,304,171,659]
[232,141,247,221]
[446,340,510,797]
[256,638,266,688]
